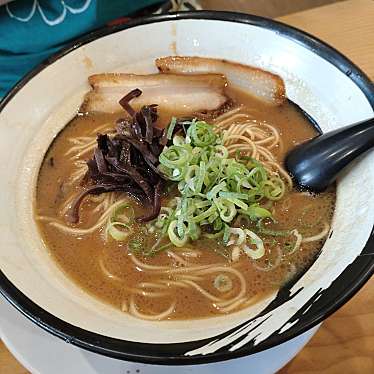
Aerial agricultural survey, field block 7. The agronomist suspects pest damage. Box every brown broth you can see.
[35,88,335,319]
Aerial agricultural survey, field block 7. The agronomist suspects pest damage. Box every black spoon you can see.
[285,117,374,192]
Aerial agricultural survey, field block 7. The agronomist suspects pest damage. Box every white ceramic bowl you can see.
[0,11,373,365]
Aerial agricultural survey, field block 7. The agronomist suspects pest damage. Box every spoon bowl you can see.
[285,117,374,192]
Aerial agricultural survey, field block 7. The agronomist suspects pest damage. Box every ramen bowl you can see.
[0,12,373,365]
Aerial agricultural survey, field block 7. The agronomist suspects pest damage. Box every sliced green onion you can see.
[187,120,217,147]
[146,241,174,256]
[215,198,237,223]
[242,229,265,259]
[185,165,199,182]
[215,145,228,159]
[194,161,206,194]
[159,145,191,168]
[168,220,188,247]
[287,229,302,254]
[192,205,217,223]
[213,217,223,231]
[110,203,134,223]
[204,229,224,239]
[214,274,233,292]
[263,177,285,200]
[166,117,177,140]
[239,204,272,220]
[219,191,248,200]
[187,221,201,240]
[227,227,246,246]
[156,118,290,247]
[206,181,227,200]
[173,135,185,146]
[226,197,248,210]
[256,221,291,237]
[106,221,130,241]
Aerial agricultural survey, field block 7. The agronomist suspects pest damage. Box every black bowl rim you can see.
[0,10,373,366]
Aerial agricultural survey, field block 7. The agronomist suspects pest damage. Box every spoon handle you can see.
[285,117,374,192]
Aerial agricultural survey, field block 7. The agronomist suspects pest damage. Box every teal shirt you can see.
[0,0,161,97]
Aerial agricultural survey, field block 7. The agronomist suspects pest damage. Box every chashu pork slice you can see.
[155,56,286,106]
[81,73,229,114]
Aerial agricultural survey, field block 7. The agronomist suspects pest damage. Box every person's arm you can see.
[0,0,15,5]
